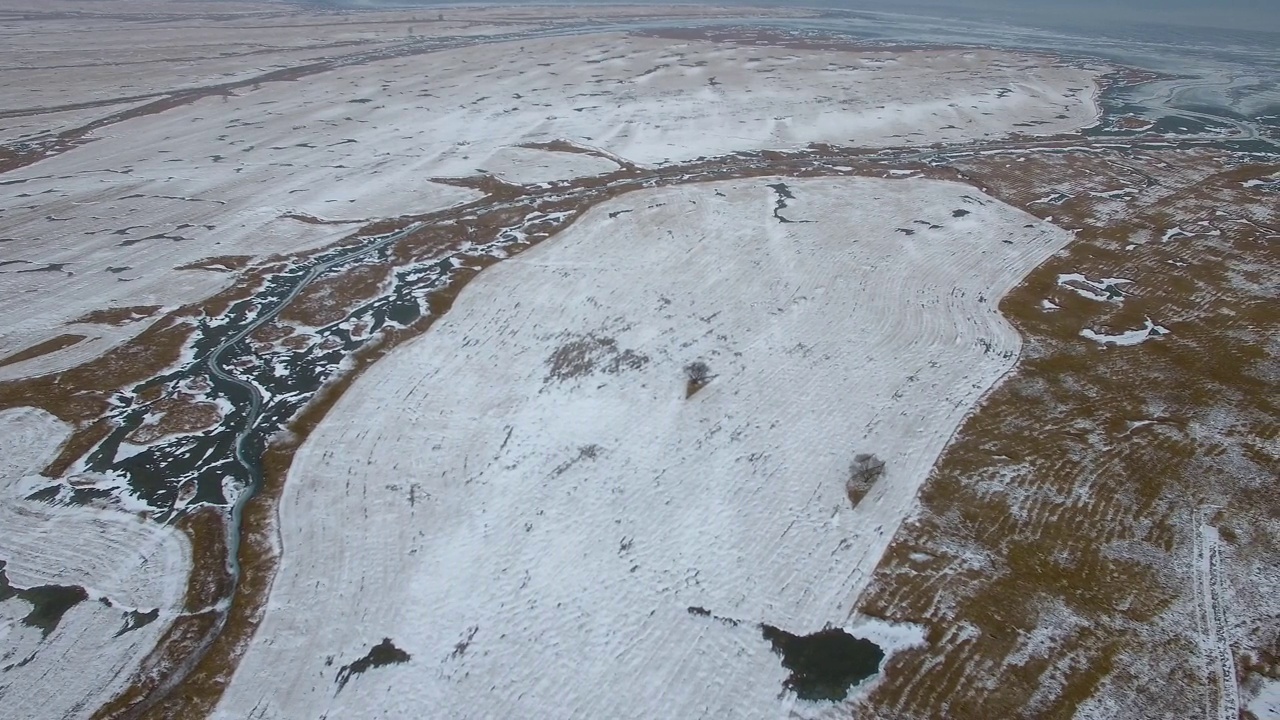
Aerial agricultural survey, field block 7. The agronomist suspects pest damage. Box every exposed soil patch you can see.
[518,139,635,170]
[546,333,649,382]
[281,212,366,226]
[116,608,160,637]
[125,395,222,445]
[0,333,87,368]
[72,305,162,326]
[278,262,390,327]
[174,255,252,273]
[766,181,813,224]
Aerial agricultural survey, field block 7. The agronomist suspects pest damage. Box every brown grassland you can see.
[850,150,1278,718]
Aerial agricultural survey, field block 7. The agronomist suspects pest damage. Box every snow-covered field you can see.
[0,408,190,720]
[214,176,1075,718]
[0,32,1101,376]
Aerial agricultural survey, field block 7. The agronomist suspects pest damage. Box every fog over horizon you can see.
[309,0,1280,34]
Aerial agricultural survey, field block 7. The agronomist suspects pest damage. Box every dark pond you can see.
[761,624,885,702]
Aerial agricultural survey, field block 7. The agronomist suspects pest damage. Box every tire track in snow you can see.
[1194,511,1240,720]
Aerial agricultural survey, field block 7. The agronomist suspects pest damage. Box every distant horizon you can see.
[305,0,1280,34]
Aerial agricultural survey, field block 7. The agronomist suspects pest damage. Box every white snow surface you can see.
[0,35,1101,373]
[1248,677,1280,720]
[477,145,619,185]
[0,407,191,720]
[216,176,1075,719]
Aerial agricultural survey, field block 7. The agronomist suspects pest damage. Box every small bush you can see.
[846,453,885,507]
[685,361,711,398]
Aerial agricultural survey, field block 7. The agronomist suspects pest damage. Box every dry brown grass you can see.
[173,255,252,273]
[125,396,222,445]
[91,507,230,720]
[278,261,391,327]
[849,149,1279,718]
[0,317,195,473]
[0,333,87,367]
[71,306,163,326]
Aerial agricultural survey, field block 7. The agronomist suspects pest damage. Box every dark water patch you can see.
[335,638,410,692]
[22,486,60,503]
[115,608,160,637]
[760,624,885,702]
[90,223,524,511]
[0,561,13,602]
[15,262,69,273]
[952,209,970,217]
[15,584,90,637]
[384,296,420,326]
[766,182,814,224]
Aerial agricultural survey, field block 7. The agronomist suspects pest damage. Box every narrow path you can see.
[1194,511,1240,720]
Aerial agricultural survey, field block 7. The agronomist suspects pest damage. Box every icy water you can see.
[761,624,886,701]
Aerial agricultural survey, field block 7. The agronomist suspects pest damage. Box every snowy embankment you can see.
[216,176,1075,718]
[0,408,190,720]
[0,34,1100,378]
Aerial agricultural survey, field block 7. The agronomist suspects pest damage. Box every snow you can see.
[1080,318,1170,346]
[215,176,1075,719]
[1242,177,1278,190]
[0,407,191,720]
[476,146,619,185]
[0,35,1100,375]
[1247,678,1280,720]
[1194,520,1241,720]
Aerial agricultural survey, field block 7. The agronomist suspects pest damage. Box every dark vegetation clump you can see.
[846,453,886,507]
[335,638,411,692]
[685,360,712,398]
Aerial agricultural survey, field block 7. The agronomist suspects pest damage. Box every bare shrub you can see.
[685,361,711,398]
[846,453,885,507]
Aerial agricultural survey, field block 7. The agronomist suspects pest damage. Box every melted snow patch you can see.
[1243,176,1279,191]
[1087,187,1139,200]
[844,614,927,656]
[1056,273,1133,302]
[1080,317,1169,346]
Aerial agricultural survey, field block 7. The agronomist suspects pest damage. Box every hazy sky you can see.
[810,0,1280,33]
[335,0,1280,34]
